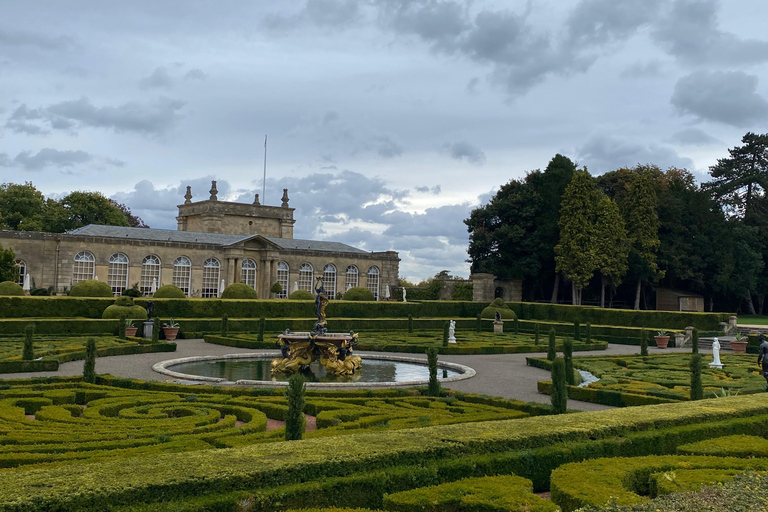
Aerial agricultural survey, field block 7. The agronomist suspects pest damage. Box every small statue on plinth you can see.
[493,311,503,333]
[448,320,457,344]
[313,277,329,335]
[710,337,723,369]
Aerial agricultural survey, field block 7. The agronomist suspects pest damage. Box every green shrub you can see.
[547,329,556,361]
[70,279,112,298]
[640,329,648,356]
[480,299,516,319]
[221,283,258,299]
[114,296,135,307]
[535,323,540,345]
[551,358,567,414]
[289,290,314,300]
[153,285,186,299]
[152,318,159,343]
[450,282,473,301]
[221,314,228,337]
[83,338,96,384]
[427,348,441,397]
[409,314,414,333]
[0,281,24,296]
[22,324,34,361]
[442,321,449,347]
[476,314,481,333]
[690,354,703,401]
[692,328,699,354]
[102,305,148,320]
[585,322,591,343]
[574,320,581,341]
[121,284,142,298]
[270,282,283,296]
[677,435,768,458]
[118,315,126,339]
[563,339,574,385]
[342,287,375,301]
[258,317,266,342]
[383,475,558,512]
[514,315,519,334]
[285,374,306,441]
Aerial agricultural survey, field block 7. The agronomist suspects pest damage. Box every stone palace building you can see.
[1,181,400,299]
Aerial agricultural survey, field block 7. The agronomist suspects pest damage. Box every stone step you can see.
[699,337,744,352]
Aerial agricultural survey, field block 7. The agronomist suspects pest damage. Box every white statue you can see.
[710,337,723,369]
[402,288,407,302]
[151,277,158,294]
[384,284,391,299]
[23,273,31,293]
[293,281,299,293]
[448,320,457,344]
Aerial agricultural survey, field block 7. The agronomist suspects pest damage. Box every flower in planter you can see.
[163,318,179,328]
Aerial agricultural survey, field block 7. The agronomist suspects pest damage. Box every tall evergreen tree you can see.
[594,195,629,308]
[555,169,599,305]
[707,132,768,221]
[624,171,664,310]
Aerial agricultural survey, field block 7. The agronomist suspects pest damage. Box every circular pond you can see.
[153,352,476,388]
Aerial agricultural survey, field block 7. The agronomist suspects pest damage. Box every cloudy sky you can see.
[2,0,768,281]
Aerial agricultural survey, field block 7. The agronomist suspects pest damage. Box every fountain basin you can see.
[153,352,476,388]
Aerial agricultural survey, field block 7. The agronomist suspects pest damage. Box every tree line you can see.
[465,133,768,313]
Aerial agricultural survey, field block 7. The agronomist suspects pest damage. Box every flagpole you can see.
[262,135,267,203]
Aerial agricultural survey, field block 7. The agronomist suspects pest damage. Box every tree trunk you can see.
[572,281,577,305]
[600,276,606,308]
[550,274,560,304]
[634,280,642,310]
[746,294,757,315]
[759,295,765,316]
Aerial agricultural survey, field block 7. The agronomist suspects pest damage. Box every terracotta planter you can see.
[162,327,180,341]
[125,327,138,337]
[730,340,748,354]
[654,335,670,349]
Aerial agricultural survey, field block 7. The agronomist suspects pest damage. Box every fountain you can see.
[271,277,362,376]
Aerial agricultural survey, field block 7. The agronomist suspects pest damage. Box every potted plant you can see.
[730,332,748,354]
[124,320,138,337]
[654,329,670,349]
[162,318,180,341]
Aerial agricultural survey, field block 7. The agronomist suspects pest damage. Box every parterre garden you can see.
[0,294,762,511]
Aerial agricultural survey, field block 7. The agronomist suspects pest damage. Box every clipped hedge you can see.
[153,285,186,299]
[69,280,113,298]
[102,305,148,320]
[0,282,23,296]
[383,475,557,512]
[221,283,258,299]
[289,290,314,300]
[342,287,375,301]
[536,380,674,406]
[677,434,768,458]
[0,360,59,373]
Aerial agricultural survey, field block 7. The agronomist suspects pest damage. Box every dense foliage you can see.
[153,285,186,299]
[220,283,258,299]
[467,133,768,313]
[69,279,113,298]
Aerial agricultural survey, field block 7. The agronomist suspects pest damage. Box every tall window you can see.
[323,264,336,298]
[277,261,289,298]
[72,251,95,284]
[140,255,161,295]
[367,266,380,300]
[345,265,358,291]
[241,259,257,289]
[202,258,221,298]
[107,253,129,294]
[172,256,191,296]
[14,260,26,287]
[298,263,313,292]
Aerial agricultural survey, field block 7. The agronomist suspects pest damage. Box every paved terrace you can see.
[0,340,698,412]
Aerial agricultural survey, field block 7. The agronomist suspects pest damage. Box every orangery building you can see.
[1,181,400,299]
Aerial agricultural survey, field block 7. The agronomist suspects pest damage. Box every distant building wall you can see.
[470,273,521,302]
[656,288,705,312]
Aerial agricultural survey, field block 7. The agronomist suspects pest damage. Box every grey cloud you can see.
[565,0,662,47]
[264,0,360,31]
[415,185,441,195]
[652,0,768,66]
[139,67,173,89]
[0,29,74,51]
[576,134,694,174]
[376,0,468,50]
[9,148,123,172]
[0,153,11,167]
[671,71,768,127]
[184,68,207,81]
[619,61,663,79]
[375,136,403,159]
[6,104,50,135]
[445,141,486,165]
[46,96,186,135]
[669,128,721,146]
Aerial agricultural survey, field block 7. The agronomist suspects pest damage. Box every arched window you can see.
[107,253,129,294]
[277,261,289,298]
[298,263,313,292]
[14,260,26,287]
[367,266,380,300]
[323,264,337,298]
[202,258,221,298]
[172,256,191,296]
[140,255,161,295]
[72,251,95,284]
[241,259,257,289]
[345,265,359,291]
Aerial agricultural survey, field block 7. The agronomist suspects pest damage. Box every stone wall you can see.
[470,273,522,302]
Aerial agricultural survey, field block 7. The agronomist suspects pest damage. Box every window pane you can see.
[345,265,358,291]
[140,255,161,295]
[202,258,220,298]
[14,260,26,287]
[107,253,129,294]
[323,264,336,298]
[298,263,313,292]
[241,259,257,289]
[72,251,95,285]
[367,266,380,300]
[172,256,191,296]
[277,262,289,298]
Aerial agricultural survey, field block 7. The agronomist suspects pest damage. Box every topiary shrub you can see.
[221,283,258,299]
[270,282,283,297]
[551,358,568,414]
[427,347,441,397]
[342,287,375,301]
[69,279,112,297]
[0,281,24,296]
[83,338,96,384]
[640,329,648,356]
[23,324,34,361]
[102,304,147,320]
[690,354,703,401]
[480,298,516,319]
[563,339,574,385]
[285,373,306,441]
[289,290,314,300]
[547,329,557,361]
[122,284,142,298]
[153,285,186,299]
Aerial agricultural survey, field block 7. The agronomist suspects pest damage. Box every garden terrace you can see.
[530,352,766,406]
[0,387,767,511]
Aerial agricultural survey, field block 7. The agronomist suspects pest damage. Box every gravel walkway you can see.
[0,340,692,412]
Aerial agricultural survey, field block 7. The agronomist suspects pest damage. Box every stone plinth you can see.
[493,320,504,334]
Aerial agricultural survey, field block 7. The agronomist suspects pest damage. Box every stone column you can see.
[263,259,272,297]
[728,316,738,335]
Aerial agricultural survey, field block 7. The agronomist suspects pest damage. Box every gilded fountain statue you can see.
[272,277,362,376]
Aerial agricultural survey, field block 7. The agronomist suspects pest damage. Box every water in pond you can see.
[169,358,460,383]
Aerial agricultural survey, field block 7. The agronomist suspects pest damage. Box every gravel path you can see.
[0,340,692,412]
